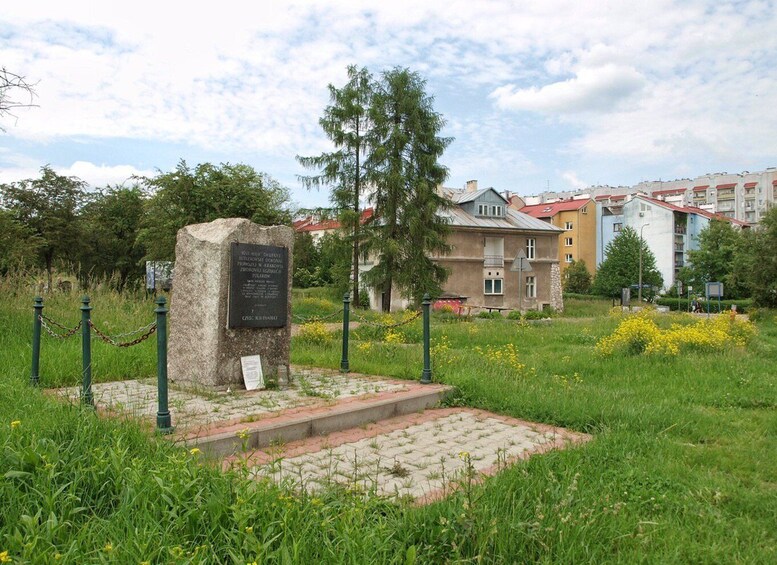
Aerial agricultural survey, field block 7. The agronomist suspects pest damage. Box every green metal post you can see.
[155,296,173,433]
[340,293,350,373]
[420,293,432,384]
[80,296,93,406]
[31,296,43,386]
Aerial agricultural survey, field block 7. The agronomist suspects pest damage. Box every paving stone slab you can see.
[51,366,410,435]
[230,408,590,504]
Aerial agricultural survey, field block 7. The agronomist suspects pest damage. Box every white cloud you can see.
[561,171,588,190]
[490,64,646,114]
[0,161,154,189]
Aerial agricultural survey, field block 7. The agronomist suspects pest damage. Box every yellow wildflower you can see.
[245,526,253,533]
[0,550,11,563]
[189,448,202,456]
[10,420,20,430]
[103,543,113,552]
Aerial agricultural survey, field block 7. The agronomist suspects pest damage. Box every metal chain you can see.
[88,320,157,347]
[99,321,156,340]
[39,315,82,339]
[292,309,344,324]
[351,310,422,329]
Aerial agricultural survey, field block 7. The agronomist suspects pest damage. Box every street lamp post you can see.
[638,223,650,304]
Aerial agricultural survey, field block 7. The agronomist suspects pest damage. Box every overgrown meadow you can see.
[1,280,776,563]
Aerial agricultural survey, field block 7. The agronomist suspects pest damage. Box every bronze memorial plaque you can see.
[228,243,288,328]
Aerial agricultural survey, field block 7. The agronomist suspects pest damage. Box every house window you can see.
[491,205,503,216]
[564,237,573,246]
[565,254,573,263]
[581,206,588,214]
[526,238,536,260]
[564,221,573,230]
[477,204,487,216]
[613,223,622,232]
[484,278,503,295]
[526,276,536,298]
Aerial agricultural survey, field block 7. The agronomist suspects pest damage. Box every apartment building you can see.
[526,167,777,224]
[519,199,597,277]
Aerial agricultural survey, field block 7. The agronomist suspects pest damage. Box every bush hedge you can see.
[655,297,752,313]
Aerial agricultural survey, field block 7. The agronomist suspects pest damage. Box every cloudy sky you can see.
[2,1,776,209]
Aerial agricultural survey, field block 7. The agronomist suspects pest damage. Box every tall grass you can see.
[1,276,776,563]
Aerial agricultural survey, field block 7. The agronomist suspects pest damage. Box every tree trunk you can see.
[382,277,392,312]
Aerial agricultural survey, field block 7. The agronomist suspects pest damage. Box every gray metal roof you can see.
[440,206,563,232]
[448,187,507,204]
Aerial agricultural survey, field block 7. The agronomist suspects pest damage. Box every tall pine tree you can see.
[297,66,373,306]
[365,68,452,310]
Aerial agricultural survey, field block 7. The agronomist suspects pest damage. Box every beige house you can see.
[361,181,564,313]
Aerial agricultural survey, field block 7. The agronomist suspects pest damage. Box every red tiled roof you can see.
[651,188,686,196]
[295,208,374,233]
[520,199,593,218]
[743,182,757,188]
[716,183,737,189]
[693,185,709,190]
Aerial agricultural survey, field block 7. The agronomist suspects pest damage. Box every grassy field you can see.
[1,283,776,563]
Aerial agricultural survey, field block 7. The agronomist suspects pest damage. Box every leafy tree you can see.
[1,166,86,288]
[592,226,662,297]
[79,185,147,287]
[297,66,373,306]
[292,232,321,288]
[684,220,748,298]
[364,67,452,310]
[316,231,353,292]
[0,210,42,275]
[136,161,290,260]
[739,207,777,307]
[563,259,592,294]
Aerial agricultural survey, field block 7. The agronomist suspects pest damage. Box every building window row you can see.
[477,204,503,217]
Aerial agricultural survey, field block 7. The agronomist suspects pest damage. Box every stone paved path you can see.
[235,408,589,503]
[54,367,407,434]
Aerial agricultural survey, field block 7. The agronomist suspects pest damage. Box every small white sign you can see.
[240,355,265,391]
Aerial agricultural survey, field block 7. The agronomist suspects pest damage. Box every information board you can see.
[228,243,288,328]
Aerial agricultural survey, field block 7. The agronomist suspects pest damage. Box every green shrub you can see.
[656,297,752,313]
[477,311,502,319]
[523,310,551,320]
[506,310,523,320]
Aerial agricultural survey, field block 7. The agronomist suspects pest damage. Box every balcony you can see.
[484,255,504,268]
[675,243,684,252]
[674,226,687,234]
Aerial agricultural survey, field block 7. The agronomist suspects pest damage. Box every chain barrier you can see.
[88,319,157,348]
[39,315,82,339]
[351,310,422,329]
[292,309,344,324]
